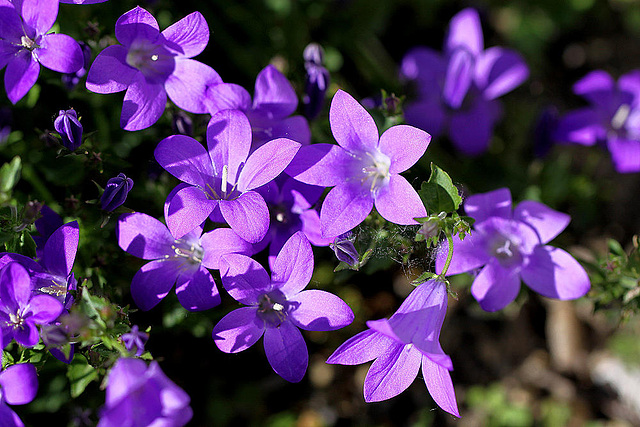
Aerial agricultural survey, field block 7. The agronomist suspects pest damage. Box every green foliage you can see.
[67,354,99,398]
[419,163,462,215]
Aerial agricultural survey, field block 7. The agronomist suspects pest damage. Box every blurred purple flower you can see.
[98,358,192,427]
[86,6,221,131]
[302,43,330,121]
[401,8,528,155]
[121,325,148,356]
[554,70,640,173]
[436,188,590,311]
[0,363,38,426]
[213,232,354,382]
[286,89,430,238]
[205,64,311,151]
[328,279,459,416]
[54,109,83,151]
[533,106,559,158]
[62,42,92,90]
[101,173,133,212]
[155,110,300,242]
[0,262,63,347]
[0,0,84,103]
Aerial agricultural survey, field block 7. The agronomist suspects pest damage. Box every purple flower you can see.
[98,358,192,427]
[400,8,528,155]
[213,232,354,382]
[327,279,459,416]
[0,262,63,347]
[554,70,640,173]
[0,0,84,104]
[436,188,590,311]
[330,232,359,266]
[86,6,221,131]
[286,89,430,238]
[59,0,108,4]
[117,205,253,311]
[54,109,83,151]
[101,173,133,211]
[302,43,330,121]
[0,363,39,427]
[121,325,148,356]
[205,64,311,150]
[154,109,301,242]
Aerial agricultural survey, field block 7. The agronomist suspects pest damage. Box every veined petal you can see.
[445,8,483,56]
[475,47,528,100]
[521,245,590,300]
[607,138,640,173]
[289,289,354,331]
[253,64,298,117]
[464,187,512,222]
[206,110,251,180]
[0,363,38,405]
[514,201,570,244]
[212,307,264,353]
[165,59,221,114]
[553,108,603,146]
[219,191,269,243]
[364,343,422,402]
[204,83,252,115]
[270,232,313,296]
[21,0,58,34]
[374,174,426,225]
[435,231,490,275]
[5,50,39,104]
[320,182,373,239]
[327,329,393,365]
[284,143,355,187]
[0,262,31,308]
[43,221,79,277]
[165,186,217,239]
[422,356,460,417]
[237,138,300,192]
[115,6,159,47]
[121,74,167,131]
[161,11,209,57]
[329,90,379,153]
[174,266,220,311]
[116,213,174,260]
[85,45,137,94]
[263,321,308,383]
[471,260,521,312]
[219,253,270,305]
[155,134,214,188]
[378,125,431,173]
[130,259,181,311]
[200,228,254,270]
[25,294,63,324]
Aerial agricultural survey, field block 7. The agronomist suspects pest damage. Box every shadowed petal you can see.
[320,182,373,239]
[330,90,379,153]
[86,45,137,94]
[271,232,314,296]
[327,329,393,365]
[5,50,39,104]
[204,83,252,114]
[25,294,63,324]
[117,213,174,260]
[514,201,570,244]
[253,64,298,117]
[400,47,446,90]
[448,97,500,155]
[364,343,421,402]
[165,186,217,239]
[443,48,474,109]
[403,98,447,138]
[43,221,79,277]
[115,6,159,47]
[289,290,354,331]
[475,47,528,100]
[374,174,426,225]
[174,266,220,311]
[212,307,264,353]
[422,355,460,417]
[161,11,208,57]
[378,125,431,173]
[155,134,214,188]
[607,138,640,173]
[104,358,147,406]
[262,115,311,146]
[21,0,58,34]
[37,34,83,73]
[436,232,490,275]
[445,8,483,55]
[219,254,270,304]
[521,246,590,300]
[200,228,254,270]
[284,143,354,187]
[130,259,181,311]
[206,110,251,180]
[165,59,221,114]
[264,321,308,383]
[14,320,39,347]
[471,260,521,312]
[464,187,512,222]
[220,191,269,243]
[553,108,602,146]
[0,363,38,405]
[237,138,300,192]
[121,74,167,131]
[573,70,616,108]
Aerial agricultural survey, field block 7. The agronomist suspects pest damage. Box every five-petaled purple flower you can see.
[554,70,640,173]
[286,89,430,238]
[0,363,39,427]
[155,109,301,242]
[0,0,84,104]
[0,262,63,348]
[98,358,192,427]
[436,188,590,311]
[327,278,459,416]
[86,6,221,131]
[54,109,83,151]
[213,232,354,382]
[121,325,148,356]
[400,8,528,155]
[205,64,311,151]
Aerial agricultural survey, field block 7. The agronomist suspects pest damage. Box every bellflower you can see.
[0,0,84,104]
[213,232,354,382]
[155,109,301,242]
[330,232,359,266]
[302,43,330,121]
[117,205,253,311]
[554,70,640,173]
[86,6,221,131]
[54,109,83,151]
[436,188,590,311]
[286,89,430,238]
[327,279,459,416]
[0,363,39,427]
[0,262,64,347]
[98,358,192,427]
[121,325,148,356]
[400,8,529,155]
[101,173,134,212]
[205,64,311,150]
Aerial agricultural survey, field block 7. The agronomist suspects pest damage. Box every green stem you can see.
[439,233,454,278]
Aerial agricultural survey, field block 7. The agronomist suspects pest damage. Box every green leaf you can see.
[418,163,462,215]
[67,354,98,398]
[0,156,21,194]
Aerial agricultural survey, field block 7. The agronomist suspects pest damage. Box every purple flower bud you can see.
[54,109,83,151]
[303,43,330,121]
[101,173,134,212]
[330,232,359,266]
